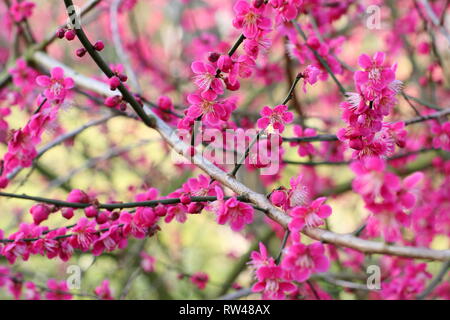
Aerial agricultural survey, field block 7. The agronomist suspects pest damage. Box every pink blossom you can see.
[94,280,114,300]
[190,272,209,290]
[191,61,224,98]
[9,0,35,22]
[36,67,74,103]
[302,65,320,92]
[140,252,156,272]
[257,105,293,133]
[186,93,232,125]
[70,218,97,252]
[252,265,296,300]
[354,52,395,92]
[165,204,188,223]
[46,279,72,300]
[431,121,450,151]
[249,242,275,270]
[290,125,317,156]
[281,242,330,282]
[8,58,37,91]
[288,197,332,232]
[232,0,272,39]
[216,197,254,231]
[287,175,309,208]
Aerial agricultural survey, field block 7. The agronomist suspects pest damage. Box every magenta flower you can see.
[287,175,309,208]
[354,52,395,91]
[431,121,450,151]
[227,54,256,86]
[186,93,231,125]
[140,252,156,273]
[70,218,98,252]
[191,61,224,98]
[216,197,254,231]
[45,279,72,300]
[94,280,114,300]
[302,65,320,92]
[281,242,330,282]
[288,197,332,232]
[252,265,296,300]
[8,58,37,92]
[119,210,151,239]
[257,105,293,133]
[190,272,209,290]
[290,125,317,156]
[249,242,275,270]
[351,157,400,203]
[165,204,188,223]
[92,225,122,256]
[9,0,35,22]
[270,0,299,23]
[36,67,74,103]
[232,0,271,39]
[269,189,288,208]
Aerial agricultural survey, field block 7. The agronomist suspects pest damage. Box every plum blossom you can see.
[354,52,395,93]
[190,272,209,290]
[249,242,275,270]
[282,242,330,282]
[216,197,254,231]
[36,67,74,103]
[191,61,224,98]
[186,93,233,125]
[140,252,156,272]
[257,105,293,133]
[252,265,296,300]
[9,0,35,22]
[289,125,317,156]
[232,0,272,39]
[288,197,332,232]
[45,279,72,300]
[94,280,114,300]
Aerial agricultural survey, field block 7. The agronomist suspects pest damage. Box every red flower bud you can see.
[93,40,105,51]
[65,30,76,41]
[56,28,66,39]
[76,48,87,57]
[109,76,121,91]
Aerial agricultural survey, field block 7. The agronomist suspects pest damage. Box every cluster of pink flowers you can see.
[182,0,275,130]
[247,174,332,300]
[374,257,432,300]
[351,157,424,242]
[337,52,406,159]
[0,96,63,189]
[0,173,260,266]
[9,0,35,22]
[0,265,114,300]
[250,240,329,299]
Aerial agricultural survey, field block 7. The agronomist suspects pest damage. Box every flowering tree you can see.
[0,0,449,301]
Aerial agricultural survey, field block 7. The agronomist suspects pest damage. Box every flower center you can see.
[51,80,64,96]
[266,279,279,293]
[296,254,314,269]
[201,100,215,113]
[369,68,381,81]
[245,12,258,25]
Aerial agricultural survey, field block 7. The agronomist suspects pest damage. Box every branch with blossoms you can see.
[0,0,449,301]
